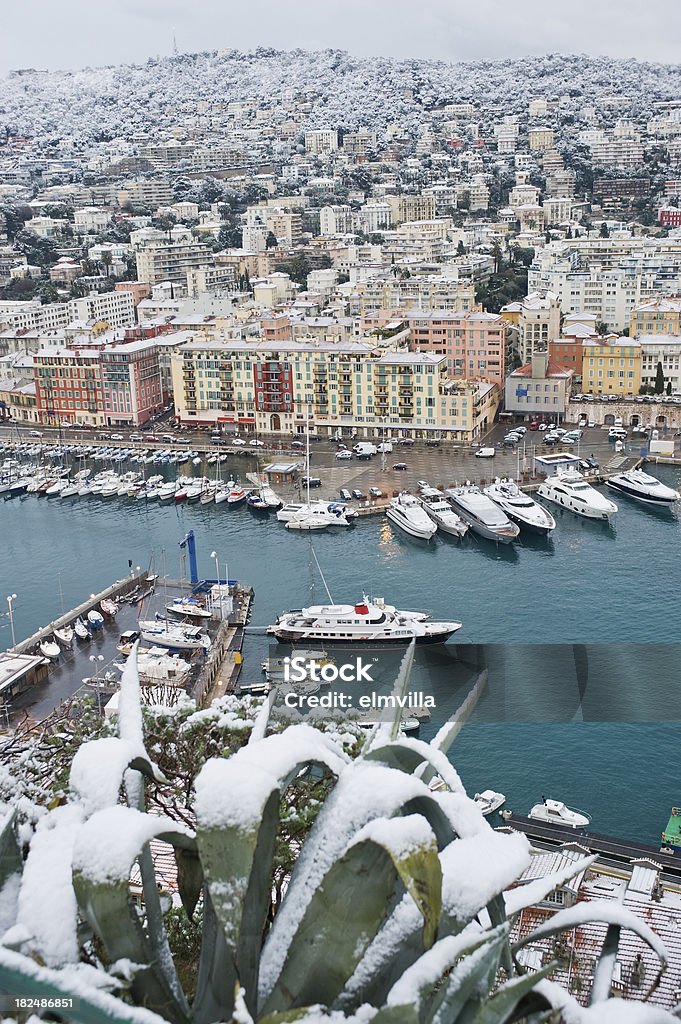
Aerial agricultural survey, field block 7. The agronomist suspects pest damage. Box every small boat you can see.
[227,484,248,507]
[276,501,358,524]
[75,617,91,641]
[39,640,61,660]
[386,492,437,540]
[175,487,188,502]
[45,479,69,498]
[286,507,339,530]
[100,599,119,617]
[528,798,590,829]
[445,485,519,544]
[199,487,215,505]
[247,493,270,512]
[606,469,680,506]
[473,790,507,816]
[54,625,74,646]
[87,610,105,630]
[185,482,204,502]
[165,599,212,620]
[214,485,230,505]
[117,629,141,654]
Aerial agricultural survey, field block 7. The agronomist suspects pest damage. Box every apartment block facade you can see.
[405,310,506,384]
[171,338,499,440]
[581,337,642,395]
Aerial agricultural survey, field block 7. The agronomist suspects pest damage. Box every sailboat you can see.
[278,407,349,530]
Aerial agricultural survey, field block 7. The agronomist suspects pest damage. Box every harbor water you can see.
[1,459,681,846]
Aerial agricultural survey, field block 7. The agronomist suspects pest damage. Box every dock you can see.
[497,812,681,882]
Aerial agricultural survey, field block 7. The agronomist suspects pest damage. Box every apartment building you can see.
[171,338,498,440]
[352,277,477,317]
[69,291,135,330]
[117,179,174,210]
[33,337,163,426]
[73,207,112,234]
[639,335,681,392]
[630,298,681,336]
[528,127,555,152]
[358,202,392,233]
[581,337,642,395]
[186,264,237,297]
[304,130,339,155]
[135,239,215,288]
[387,194,437,226]
[319,205,353,236]
[513,291,562,363]
[405,310,506,384]
[590,139,644,168]
[342,129,377,156]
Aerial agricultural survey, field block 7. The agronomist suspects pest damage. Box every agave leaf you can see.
[0,810,21,931]
[428,930,510,1024]
[262,822,438,1015]
[175,847,203,920]
[194,728,347,1018]
[487,893,513,976]
[467,963,556,1024]
[421,669,488,784]
[192,887,232,1024]
[72,807,193,1024]
[363,639,416,750]
[386,924,507,1016]
[514,901,668,973]
[589,922,621,1004]
[371,1008,420,1024]
[0,945,169,1024]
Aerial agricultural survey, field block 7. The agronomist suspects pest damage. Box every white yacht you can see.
[277,500,357,525]
[417,487,468,538]
[138,621,211,651]
[285,507,340,530]
[606,468,680,506]
[267,595,462,645]
[386,492,437,540]
[474,790,507,816]
[528,798,590,829]
[445,486,519,544]
[484,479,556,536]
[537,471,617,521]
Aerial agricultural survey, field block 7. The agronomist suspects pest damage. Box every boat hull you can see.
[606,479,678,506]
[537,486,615,520]
[385,508,436,540]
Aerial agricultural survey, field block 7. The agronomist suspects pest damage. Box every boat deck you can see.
[662,809,681,848]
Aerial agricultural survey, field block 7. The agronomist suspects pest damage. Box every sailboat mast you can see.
[306,404,311,506]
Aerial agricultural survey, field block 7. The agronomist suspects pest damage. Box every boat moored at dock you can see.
[606,469,680,506]
[484,479,556,536]
[537,472,617,521]
[445,485,520,544]
[385,492,437,540]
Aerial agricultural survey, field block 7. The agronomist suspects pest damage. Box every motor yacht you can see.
[445,485,519,543]
[606,468,680,506]
[528,798,590,829]
[537,471,617,521]
[484,479,556,536]
[385,492,437,540]
[267,595,462,645]
[417,487,468,538]
[285,507,341,530]
[138,621,211,651]
[276,501,358,524]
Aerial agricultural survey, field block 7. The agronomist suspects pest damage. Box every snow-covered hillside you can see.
[1,48,680,147]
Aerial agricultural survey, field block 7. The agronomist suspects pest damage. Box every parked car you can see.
[335,450,353,460]
[474,447,495,458]
[301,476,322,488]
[351,489,365,500]
[110,433,124,441]
[369,487,383,498]
[424,439,441,447]
[232,437,246,446]
[249,438,265,447]
[417,480,429,489]
[514,426,527,435]
[399,438,415,446]
[529,421,540,431]
[29,430,43,437]
[339,488,352,501]
[392,462,408,470]
[290,440,304,449]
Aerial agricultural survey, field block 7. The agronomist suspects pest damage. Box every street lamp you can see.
[6,594,16,648]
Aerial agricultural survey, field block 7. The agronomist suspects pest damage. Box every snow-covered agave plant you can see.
[0,643,676,1024]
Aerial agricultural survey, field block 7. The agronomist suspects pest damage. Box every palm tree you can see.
[100,250,114,278]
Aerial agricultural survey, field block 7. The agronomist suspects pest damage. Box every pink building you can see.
[100,340,163,426]
[405,310,507,385]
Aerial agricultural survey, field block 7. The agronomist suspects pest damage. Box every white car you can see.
[232,437,246,446]
[335,450,353,460]
[250,439,265,447]
[538,423,549,431]
[475,447,496,458]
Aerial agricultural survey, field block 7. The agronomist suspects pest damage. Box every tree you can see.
[265,230,278,249]
[655,361,665,394]
[456,189,471,211]
[456,239,466,256]
[100,250,114,278]
[599,221,610,238]
[666,380,673,396]
[490,240,503,274]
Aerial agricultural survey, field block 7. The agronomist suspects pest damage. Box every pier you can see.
[497,813,681,883]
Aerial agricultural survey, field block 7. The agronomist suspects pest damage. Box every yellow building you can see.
[581,336,642,395]
[171,338,499,441]
[528,127,555,152]
[630,298,681,337]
